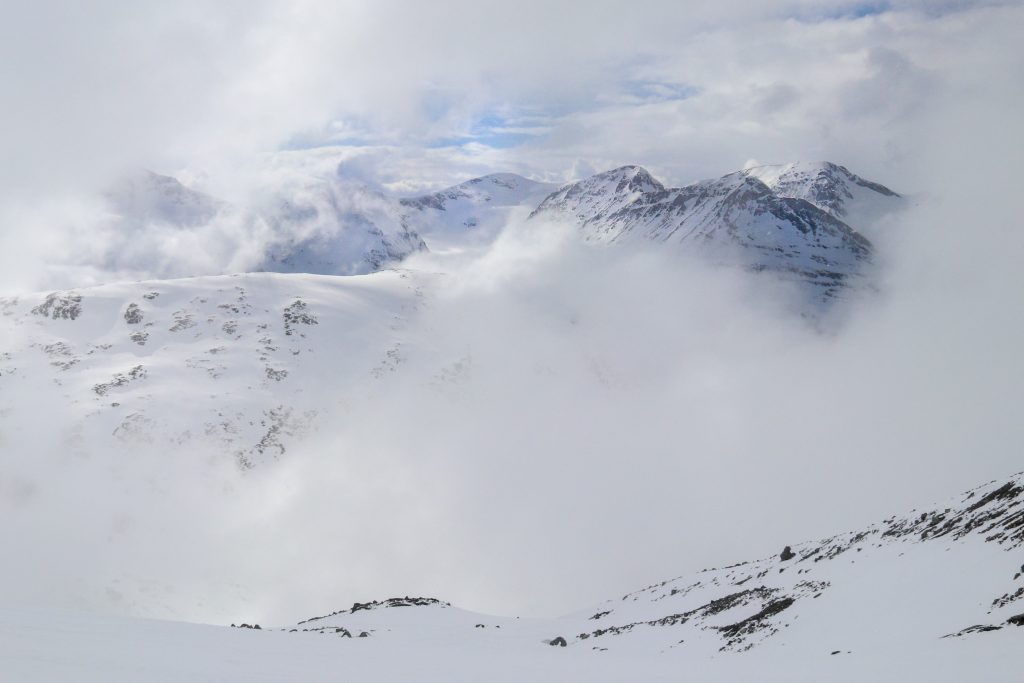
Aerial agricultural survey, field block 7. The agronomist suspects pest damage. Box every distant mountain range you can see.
[100,161,903,302]
[532,162,902,301]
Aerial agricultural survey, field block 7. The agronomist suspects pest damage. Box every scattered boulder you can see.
[964,481,1023,513]
[32,292,82,320]
[549,636,567,647]
[943,624,1003,638]
[716,597,796,639]
[283,299,318,336]
[124,303,143,324]
[348,596,444,614]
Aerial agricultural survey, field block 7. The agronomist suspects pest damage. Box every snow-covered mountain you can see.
[530,164,902,302]
[92,161,901,304]
[4,472,1022,681]
[400,173,558,249]
[743,161,904,233]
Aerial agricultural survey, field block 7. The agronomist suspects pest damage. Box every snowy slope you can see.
[565,473,1024,654]
[0,270,434,468]
[3,473,1023,681]
[291,471,1024,657]
[531,165,875,301]
[399,173,558,250]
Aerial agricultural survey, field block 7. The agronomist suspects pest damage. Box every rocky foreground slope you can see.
[286,471,1024,651]
[2,471,1022,681]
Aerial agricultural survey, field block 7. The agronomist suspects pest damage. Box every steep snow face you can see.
[4,473,1023,682]
[532,166,873,301]
[0,271,434,468]
[399,173,558,250]
[743,161,904,234]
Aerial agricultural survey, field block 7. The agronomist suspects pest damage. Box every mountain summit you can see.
[743,161,903,231]
[531,163,902,301]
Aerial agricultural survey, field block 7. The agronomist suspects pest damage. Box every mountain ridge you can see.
[530,163,898,302]
[88,160,903,303]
